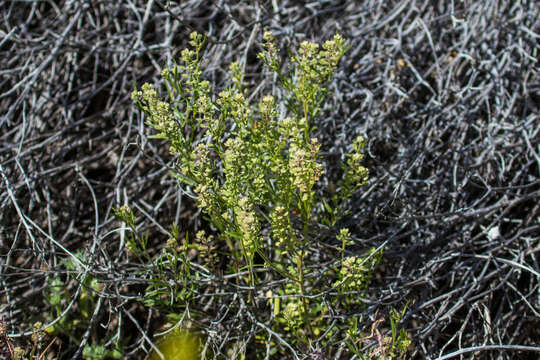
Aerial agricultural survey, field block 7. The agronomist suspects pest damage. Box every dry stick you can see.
[4,192,89,272]
[0,319,14,358]
[2,4,84,126]
[154,0,263,45]
[122,308,164,360]
[71,296,103,360]
[37,337,57,360]
[1,0,538,358]
[8,274,87,338]
[0,164,41,255]
[239,296,301,360]
[435,344,540,360]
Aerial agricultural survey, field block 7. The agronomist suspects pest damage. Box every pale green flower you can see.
[335,250,381,293]
[259,95,276,119]
[289,138,323,199]
[235,197,261,258]
[337,228,352,247]
[271,205,292,249]
[282,298,302,330]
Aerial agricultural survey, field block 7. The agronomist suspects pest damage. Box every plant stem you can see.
[297,247,313,338]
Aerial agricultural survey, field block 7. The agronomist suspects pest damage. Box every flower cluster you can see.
[235,197,261,258]
[290,34,348,127]
[258,94,276,120]
[289,138,323,201]
[258,31,280,72]
[194,180,218,214]
[115,205,135,224]
[195,230,218,270]
[337,228,352,244]
[189,143,213,179]
[336,249,382,293]
[340,136,369,201]
[337,256,370,292]
[132,83,177,136]
[337,227,353,261]
[280,283,304,332]
[270,205,292,250]
[218,88,250,129]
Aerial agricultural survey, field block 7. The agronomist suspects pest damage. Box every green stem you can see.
[296,250,313,339]
[247,256,255,304]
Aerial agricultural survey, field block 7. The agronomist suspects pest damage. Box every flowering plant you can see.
[127,31,403,357]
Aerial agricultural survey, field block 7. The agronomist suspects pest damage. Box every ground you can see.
[0,1,538,359]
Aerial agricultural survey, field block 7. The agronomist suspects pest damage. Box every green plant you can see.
[1,321,56,360]
[113,207,197,309]
[82,343,122,360]
[40,253,123,359]
[343,305,411,360]
[128,31,403,357]
[388,305,412,358]
[44,255,100,332]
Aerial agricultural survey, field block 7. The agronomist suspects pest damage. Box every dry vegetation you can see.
[1,0,539,359]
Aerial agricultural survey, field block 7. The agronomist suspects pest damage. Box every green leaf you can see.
[344,339,362,357]
[322,198,333,214]
[170,171,197,187]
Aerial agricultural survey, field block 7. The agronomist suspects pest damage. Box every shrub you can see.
[125,31,408,358]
